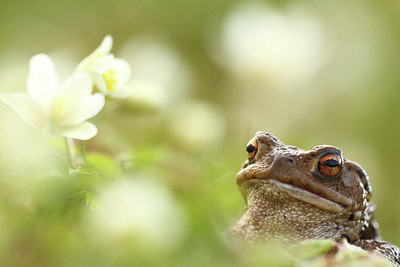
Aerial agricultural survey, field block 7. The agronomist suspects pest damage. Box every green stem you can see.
[65,137,76,168]
[81,141,87,166]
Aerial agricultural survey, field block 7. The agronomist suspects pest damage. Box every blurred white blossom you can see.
[120,79,168,114]
[0,54,105,140]
[88,179,186,251]
[120,36,191,103]
[219,2,326,89]
[76,35,132,99]
[170,101,225,151]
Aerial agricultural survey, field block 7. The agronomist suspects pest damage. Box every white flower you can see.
[76,35,132,99]
[88,179,187,251]
[170,101,225,151]
[0,54,105,140]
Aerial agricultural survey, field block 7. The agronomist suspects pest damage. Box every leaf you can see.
[291,239,336,259]
[86,152,119,178]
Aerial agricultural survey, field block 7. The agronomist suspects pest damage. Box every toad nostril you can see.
[286,157,295,164]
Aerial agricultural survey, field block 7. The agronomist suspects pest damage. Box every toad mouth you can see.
[237,171,353,213]
[267,179,347,213]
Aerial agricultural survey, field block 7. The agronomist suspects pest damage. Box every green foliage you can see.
[1,0,400,266]
[86,152,120,178]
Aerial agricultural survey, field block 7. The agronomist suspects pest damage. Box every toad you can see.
[233,132,400,265]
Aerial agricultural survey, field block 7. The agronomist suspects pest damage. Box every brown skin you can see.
[233,132,400,265]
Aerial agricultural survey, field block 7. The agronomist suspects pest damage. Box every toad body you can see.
[233,132,400,265]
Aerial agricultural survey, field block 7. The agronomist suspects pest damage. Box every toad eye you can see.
[318,153,342,178]
[246,138,258,160]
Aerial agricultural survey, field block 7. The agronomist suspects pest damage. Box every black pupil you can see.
[322,158,339,167]
[246,144,255,153]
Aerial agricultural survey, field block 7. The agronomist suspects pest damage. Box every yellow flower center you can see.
[102,69,117,92]
[51,98,68,121]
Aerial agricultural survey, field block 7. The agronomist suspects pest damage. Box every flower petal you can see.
[57,121,98,140]
[75,35,113,71]
[90,72,108,93]
[62,93,105,126]
[59,73,93,105]
[94,35,113,56]
[108,58,132,84]
[85,54,115,73]
[46,73,93,123]
[107,85,133,99]
[27,54,60,114]
[0,94,45,129]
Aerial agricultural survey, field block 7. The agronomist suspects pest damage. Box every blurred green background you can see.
[1,0,400,266]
